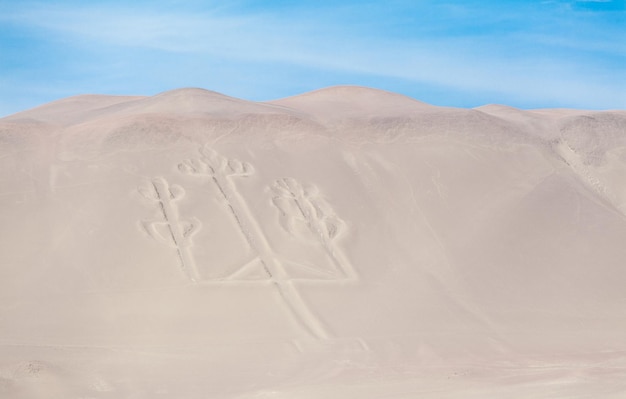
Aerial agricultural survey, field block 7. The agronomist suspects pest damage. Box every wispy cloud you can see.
[0,0,624,115]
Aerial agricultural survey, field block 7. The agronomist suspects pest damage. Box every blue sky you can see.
[0,0,624,116]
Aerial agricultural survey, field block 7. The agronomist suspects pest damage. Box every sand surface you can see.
[1,86,625,398]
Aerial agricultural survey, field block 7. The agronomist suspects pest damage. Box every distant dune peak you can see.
[266,85,433,119]
[270,85,429,104]
[153,87,239,100]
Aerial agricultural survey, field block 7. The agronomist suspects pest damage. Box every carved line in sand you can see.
[138,178,201,282]
[138,145,357,339]
[271,177,357,281]
[179,146,333,339]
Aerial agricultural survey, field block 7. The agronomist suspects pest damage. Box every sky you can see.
[0,0,624,116]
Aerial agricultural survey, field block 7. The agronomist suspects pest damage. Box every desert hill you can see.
[1,86,625,398]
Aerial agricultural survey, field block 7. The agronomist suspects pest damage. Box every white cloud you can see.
[1,1,624,110]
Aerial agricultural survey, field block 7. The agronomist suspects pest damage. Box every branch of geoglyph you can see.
[138,177,184,203]
[138,178,199,248]
[178,146,254,178]
[272,177,345,246]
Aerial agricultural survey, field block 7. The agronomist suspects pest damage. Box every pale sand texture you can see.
[1,86,625,398]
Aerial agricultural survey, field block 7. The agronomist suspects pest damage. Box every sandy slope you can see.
[1,86,625,398]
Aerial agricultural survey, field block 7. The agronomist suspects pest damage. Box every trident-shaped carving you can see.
[179,145,330,339]
[138,177,201,282]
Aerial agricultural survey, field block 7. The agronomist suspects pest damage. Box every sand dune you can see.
[1,86,625,398]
